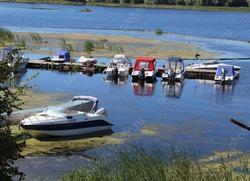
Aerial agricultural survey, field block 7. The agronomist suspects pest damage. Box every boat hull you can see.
[21,120,113,137]
[162,72,185,83]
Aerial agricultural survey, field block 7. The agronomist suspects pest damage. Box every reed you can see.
[61,147,250,181]
[0,27,15,46]
[29,33,42,44]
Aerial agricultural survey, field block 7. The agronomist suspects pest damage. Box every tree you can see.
[227,0,248,6]
[0,49,27,180]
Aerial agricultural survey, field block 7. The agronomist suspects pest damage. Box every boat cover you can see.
[216,65,234,77]
[134,57,155,71]
[78,56,96,63]
[55,50,70,61]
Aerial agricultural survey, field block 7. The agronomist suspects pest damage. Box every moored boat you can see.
[214,65,240,84]
[78,56,97,65]
[186,60,241,71]
[131,57,157,83]
[51,50,70,62]
[162,57,185,82]
[106,54,132,78]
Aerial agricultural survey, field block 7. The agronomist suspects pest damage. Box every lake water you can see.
[1,2,250,179]
[1,2,250,41]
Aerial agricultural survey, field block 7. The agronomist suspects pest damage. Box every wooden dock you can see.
[185,68,215,80]
[27,59,108,74]
[27,59,216,80]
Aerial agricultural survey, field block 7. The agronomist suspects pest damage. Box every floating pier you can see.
[27,58,221,80]
[27,59,108,74]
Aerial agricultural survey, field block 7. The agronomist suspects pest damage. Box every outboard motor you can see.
[114,66,119,78]
[168,69,175,83]
[221,67,226,84]
[139,68,145,83]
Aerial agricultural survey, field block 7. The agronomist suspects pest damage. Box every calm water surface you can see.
[1,2,250,40]
[17,59,250,179]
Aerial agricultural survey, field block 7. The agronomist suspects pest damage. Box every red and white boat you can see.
[131,57,157,83]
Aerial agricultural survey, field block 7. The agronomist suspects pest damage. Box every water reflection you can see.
[196,79,235,95]
[105,76,128,85]
[163,82,184,98]
[132,82,155,96]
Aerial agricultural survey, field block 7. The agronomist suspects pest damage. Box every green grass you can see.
[61,148,250,181]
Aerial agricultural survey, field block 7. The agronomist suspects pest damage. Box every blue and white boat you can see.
[51,50,70,62]
[214,65,240,84]
[20,96,113,137]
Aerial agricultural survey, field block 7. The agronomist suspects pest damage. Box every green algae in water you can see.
[11,126,124,156]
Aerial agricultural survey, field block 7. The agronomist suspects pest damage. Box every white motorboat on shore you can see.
[106,54,132,78]
[20,96,113,137]
[162,57,185,82]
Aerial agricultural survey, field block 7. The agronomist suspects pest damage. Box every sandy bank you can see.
[17,32,215,59]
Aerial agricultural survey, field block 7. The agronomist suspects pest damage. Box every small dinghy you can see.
[106,54,132,78]
[214,65,240,84]
[20,96,113,137]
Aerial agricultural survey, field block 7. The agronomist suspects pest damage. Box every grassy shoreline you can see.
[1,0,250,12]
[61,148,250,181]
[87,2,250,12]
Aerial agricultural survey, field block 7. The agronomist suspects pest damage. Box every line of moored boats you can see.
[104,54,241,84]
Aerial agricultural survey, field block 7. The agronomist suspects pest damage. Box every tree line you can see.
[83,0,250,7]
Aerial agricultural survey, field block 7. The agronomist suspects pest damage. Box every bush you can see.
[155,28,163,35]
[84,41,94,53]
[80,8,92,12]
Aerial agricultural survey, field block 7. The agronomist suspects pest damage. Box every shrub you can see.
[155,28,163,35]
[84,41,94,53]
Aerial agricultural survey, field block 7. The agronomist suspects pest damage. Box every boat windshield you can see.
[166,60,183,74]
[112,58,130,65]
[41,106,66,117]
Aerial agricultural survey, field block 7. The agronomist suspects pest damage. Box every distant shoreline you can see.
[1,0,250,12]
